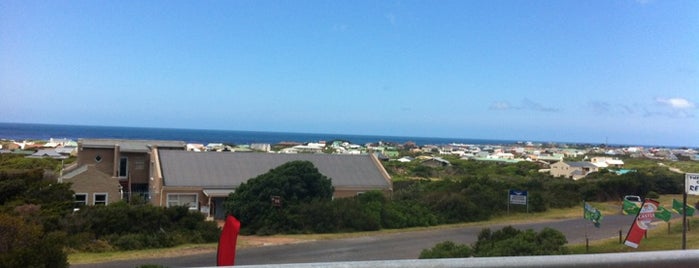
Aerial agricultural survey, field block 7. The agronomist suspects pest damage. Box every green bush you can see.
[419,241,473,259]
[473,226,568,257]
[0,213,68,268]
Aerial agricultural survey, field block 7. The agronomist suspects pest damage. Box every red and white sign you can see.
[624,199,659,248]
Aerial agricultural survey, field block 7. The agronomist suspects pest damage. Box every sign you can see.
[583,202,603,228]
[686,173,699,195]
[624,199,659,248]
[271,196,282,207]
[509,189,528,205]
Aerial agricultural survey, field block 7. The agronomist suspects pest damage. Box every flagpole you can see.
[583,200,588,253]
[682,183,687,250]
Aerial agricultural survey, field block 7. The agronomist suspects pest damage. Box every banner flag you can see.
[672,199,695,216]
[583,202,602,228]
[622,199,640,215]
[624,199,659,248]
[217,214,241,266]
[686,173,699,196]
[655,206,672,222]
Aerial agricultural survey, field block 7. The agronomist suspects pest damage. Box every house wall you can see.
[160,188,207,209]
[121,152,150,184]
[150,149,165,207]
[64,166,122,205]
[78,147,116,176]
[550,162,570,178]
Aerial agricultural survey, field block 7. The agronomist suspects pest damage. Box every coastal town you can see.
[3,136,697,181]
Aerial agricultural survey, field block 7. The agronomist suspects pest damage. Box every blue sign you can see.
[509,189,528,205]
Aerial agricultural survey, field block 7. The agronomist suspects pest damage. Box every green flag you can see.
[584,202,602,228]
[655,206,672,222]
[622,199,640,215]
[672,199,695,216]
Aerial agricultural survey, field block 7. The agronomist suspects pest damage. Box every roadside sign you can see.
[686,173,699,195]
[509,189,528,205]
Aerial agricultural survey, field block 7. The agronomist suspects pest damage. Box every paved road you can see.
[72,215,636,268]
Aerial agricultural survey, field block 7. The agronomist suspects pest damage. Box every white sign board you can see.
[687,173,699,196]
[509,190,527,205]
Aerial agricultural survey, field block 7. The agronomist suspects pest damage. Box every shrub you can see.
[419,241,473,259]
[0,213,68,268]
[472,226,568,257]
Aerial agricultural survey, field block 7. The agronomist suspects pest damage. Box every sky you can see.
[1,0,697,147]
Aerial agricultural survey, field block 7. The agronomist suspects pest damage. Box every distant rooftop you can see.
[158,150,392,189]
[79,138,186,153]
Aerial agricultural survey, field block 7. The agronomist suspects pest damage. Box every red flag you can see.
[217,215,241,266]
[624,199,659,248]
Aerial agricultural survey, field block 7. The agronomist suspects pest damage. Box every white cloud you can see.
[655,97,695,109]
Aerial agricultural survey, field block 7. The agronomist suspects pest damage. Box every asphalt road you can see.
[72,215,637,268]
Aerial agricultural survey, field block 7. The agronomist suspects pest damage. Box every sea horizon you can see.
[0,122,690,148]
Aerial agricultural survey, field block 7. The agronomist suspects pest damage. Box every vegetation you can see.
[3,151,697,265]
[0,156,220,267]
[419,226,568,258]
[223,157,690,235]
[418,241,473,258]
[65,203,220,252]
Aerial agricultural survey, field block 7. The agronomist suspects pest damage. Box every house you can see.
[27,149,68,159]
[421,157,451,167]
[60,139,186,206]
[250,143,271,152]
[186,143,205,152]
[151,150,393,219]
[43,138,75,148]
[397,156,414,163]
[550,161,599,180]
[590,157,624,168]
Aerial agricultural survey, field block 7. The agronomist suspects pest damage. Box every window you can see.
[167,194,198,210]
[118,157,128,177]
[95,155,102,162]
[74,193,87,207]
[94,193,107,205]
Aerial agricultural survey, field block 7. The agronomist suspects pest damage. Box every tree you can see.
[223,161,334,234]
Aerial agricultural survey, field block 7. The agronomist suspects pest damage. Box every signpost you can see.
[508,189,528,214]
[683,173,699,249]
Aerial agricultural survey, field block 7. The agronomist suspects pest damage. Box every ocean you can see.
[0,122,517,146]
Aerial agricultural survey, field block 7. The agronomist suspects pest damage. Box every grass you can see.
[68,244,218,264]
[569,217,699,254]
[68,195,699,264]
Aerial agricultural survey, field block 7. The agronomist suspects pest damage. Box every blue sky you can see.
[1,0,697,147]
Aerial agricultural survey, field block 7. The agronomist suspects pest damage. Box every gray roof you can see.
[158,151,392,189]
[565,161,598,168]
[80,139,186,153]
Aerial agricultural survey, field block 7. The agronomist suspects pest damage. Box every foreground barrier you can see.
[213,250,699,268]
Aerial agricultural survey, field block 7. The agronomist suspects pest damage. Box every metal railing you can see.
[213,250,699,268]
